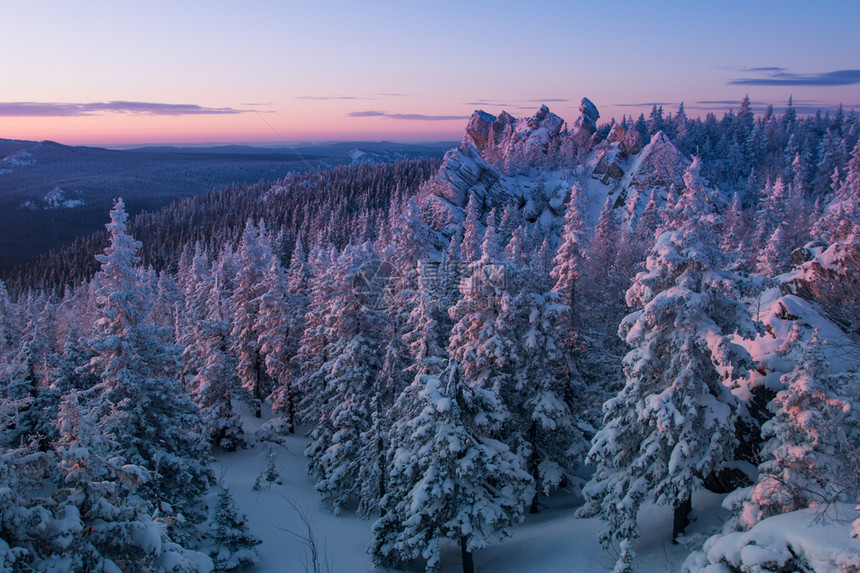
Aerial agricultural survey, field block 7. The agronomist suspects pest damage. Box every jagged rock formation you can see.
[418,102,701,241]
[577,97,600,134]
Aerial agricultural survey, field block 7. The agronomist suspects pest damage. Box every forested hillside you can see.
[1,97,859,572]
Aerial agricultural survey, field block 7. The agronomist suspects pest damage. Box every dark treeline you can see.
[3,158,440,294]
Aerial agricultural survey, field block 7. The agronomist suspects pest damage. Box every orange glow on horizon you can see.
[1,110,470,146]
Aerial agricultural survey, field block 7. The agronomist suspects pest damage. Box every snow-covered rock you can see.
[418,103,701,241]
[577,97,600,134]
[683,504,860,572]
[20,187,86,210]
[0,149,35,174]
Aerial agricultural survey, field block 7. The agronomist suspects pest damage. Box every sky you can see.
[1,0,859,146]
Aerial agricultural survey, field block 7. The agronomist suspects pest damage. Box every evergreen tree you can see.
[506,252,586,512]
[257,249,298,433]
[302,243,386,514]
[186,269,246,451]
[230,220,271,418]
[579,211,762,564]
[206,486,261,571]
[84,199,213,532]
[371,364,532,573]
[750,333,859,520]
[461,192,483,263]
[757,223,790,277]
[53,391,206,571]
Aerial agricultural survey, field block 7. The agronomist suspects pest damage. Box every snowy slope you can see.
[219,405,732,573]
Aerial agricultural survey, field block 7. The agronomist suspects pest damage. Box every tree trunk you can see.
[672,495,692,543]
[528,423,540,514]
[460,536,474,573]
[253,369,262,418]
[287,389,296,433]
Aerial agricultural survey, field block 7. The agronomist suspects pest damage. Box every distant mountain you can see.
[124,141,455,158]
[0,138,449,270]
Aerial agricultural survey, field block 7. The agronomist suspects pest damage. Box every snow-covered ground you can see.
[217,405,730,573]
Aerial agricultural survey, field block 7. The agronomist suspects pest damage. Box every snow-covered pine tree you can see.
[256,246,298,434]
[402,282,448,376]
[461,192,483,264]
[579,176,762,562]
[230,219,271,418]
[447,220,513,399]
[750,332,859,520]
[293,245,337,424]
[371,363,533,573]
[187,266,246,451]
[53,391,212,571]
[754,176,790,251]
[814,139,860,242]
[757,222,790,277]
[720,191,755,274]
[550,183,588,355]
[84,198,214,534]
[505,236,586,513]
[302,243,386,514]
[356,327,410,518]
[0,279,19,359]
[0,343,38,449]
[206,486,261,571]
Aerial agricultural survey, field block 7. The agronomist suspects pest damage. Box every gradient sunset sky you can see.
[2,0,859,146]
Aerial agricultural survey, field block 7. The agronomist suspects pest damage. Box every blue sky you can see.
[1,0,858,144]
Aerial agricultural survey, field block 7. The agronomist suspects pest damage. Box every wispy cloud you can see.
[296,95,375,101]
[729,68,860,86]
[614,102,679,108]
[696,99,767,105]
[348,110,386,117]
[464,100,516,107]
[348,110,468,121]
[743,66,787,73]
[0,101,250,117]
[520,98,569,103]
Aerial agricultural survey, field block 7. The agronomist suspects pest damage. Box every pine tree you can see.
[506,253,586,512]
[461,192,483,264]
[757,223,790,277]
[579,208,762,562]
[0,279,19,358]
[187,269,246,451]
[207,486,261,571]
[301,244,386,514]
[750,333,859,520]
[230,220,270,418]
[256,249,298,433]
[84,198,213,532]
[371,364,532,573]
[447,234,514,398]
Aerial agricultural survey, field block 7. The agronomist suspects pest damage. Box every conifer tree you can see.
[302,243,386,514]
[84,198,213,532]
[505,247,586,512]
[256,249,298,433]
[579,190,762,564]
[750,333,859,520]
[461,192,483,263]
[371,364,532,573]
[230,220,271,418]
[186,269,246,451]
[206,486,261,571]
[551,184,588,363]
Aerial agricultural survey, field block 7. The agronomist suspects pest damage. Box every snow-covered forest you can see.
[2,96,860,572]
